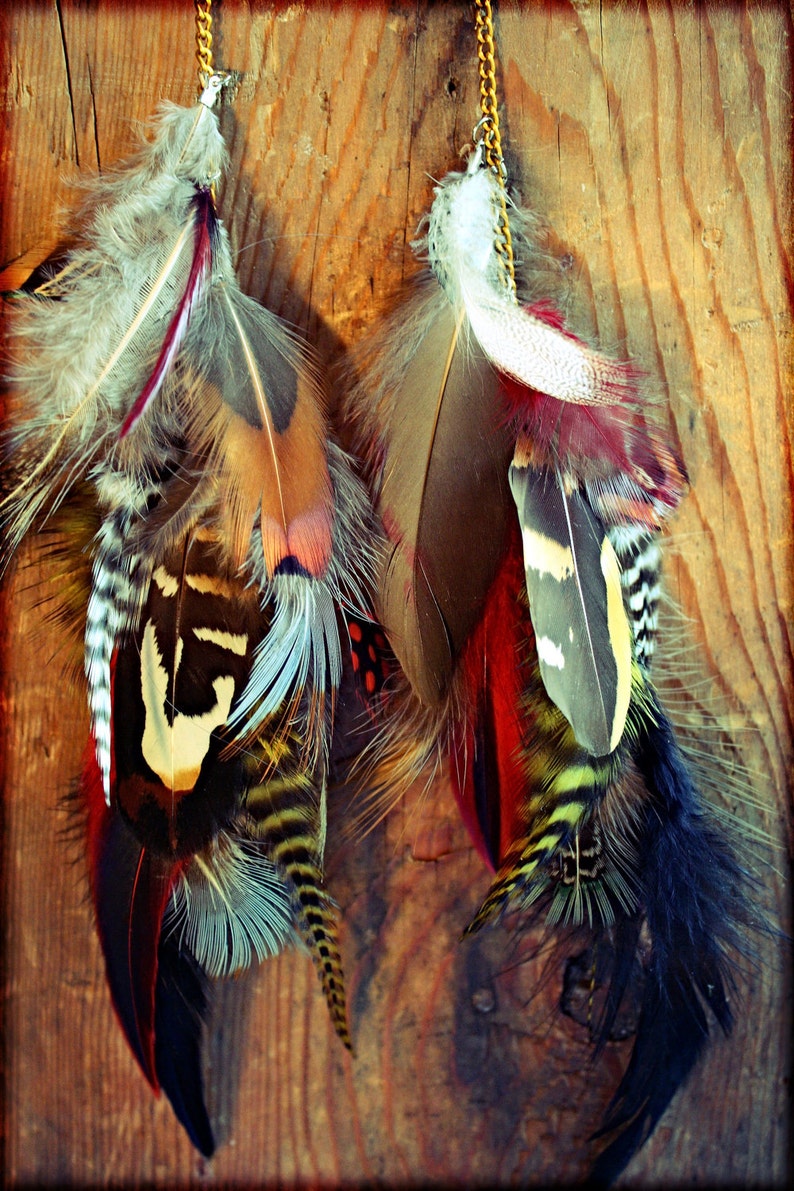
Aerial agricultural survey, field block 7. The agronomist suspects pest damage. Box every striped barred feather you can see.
[245,743,351,1048]
[85,536,148,805]
[544,814,638,929]
[464,659,649,934]
[86,489,166,803]
[608,524,662,670]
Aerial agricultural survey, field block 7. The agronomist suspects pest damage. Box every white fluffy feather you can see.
[424,148,634,405]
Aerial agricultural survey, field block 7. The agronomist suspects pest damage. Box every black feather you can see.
[154,935,215,1158]
[589,691,750,1183]
[91,810,171,1082]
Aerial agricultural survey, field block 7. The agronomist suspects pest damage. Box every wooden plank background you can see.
[1,1,791,1185]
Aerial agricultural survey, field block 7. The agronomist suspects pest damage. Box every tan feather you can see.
[185,283,334,579]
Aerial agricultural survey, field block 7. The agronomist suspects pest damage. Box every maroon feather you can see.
[120,188,215,438]
[450,529,530,870]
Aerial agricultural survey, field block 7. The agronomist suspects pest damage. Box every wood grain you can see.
[1,2,791,1186]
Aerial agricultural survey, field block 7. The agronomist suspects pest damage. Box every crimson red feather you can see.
[450,529,530,870]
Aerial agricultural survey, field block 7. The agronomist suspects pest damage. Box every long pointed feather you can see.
[349,285,512,708]
[180,261,334,578]
[84,746,216,1155]
[84,749,177,1085]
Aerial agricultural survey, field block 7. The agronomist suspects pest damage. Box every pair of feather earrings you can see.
[346,135,755,1180]
[1,72,377,1155]
[1,24,756,1185]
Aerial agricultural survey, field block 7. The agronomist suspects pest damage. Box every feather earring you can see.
[347,0,756,1180]
[1,4,375,1154]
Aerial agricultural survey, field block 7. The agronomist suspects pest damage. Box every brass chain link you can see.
[473,0,516,294]
[196,0,214,93]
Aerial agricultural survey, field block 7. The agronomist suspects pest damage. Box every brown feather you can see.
[367,291,513,707]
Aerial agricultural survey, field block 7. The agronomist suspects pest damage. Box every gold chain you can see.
[196,0,214,92]
[473,0,516,294]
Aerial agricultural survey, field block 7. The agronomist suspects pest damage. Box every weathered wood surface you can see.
[1,1,791,1186]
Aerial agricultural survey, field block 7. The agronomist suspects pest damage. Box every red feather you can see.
[450,528,530,870]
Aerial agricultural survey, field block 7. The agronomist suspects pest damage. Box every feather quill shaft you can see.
[120,188,215,437]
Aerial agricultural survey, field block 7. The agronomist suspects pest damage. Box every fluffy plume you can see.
[1,92,227,558]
